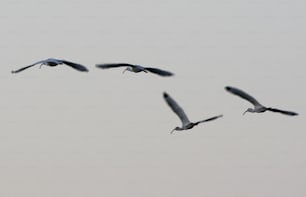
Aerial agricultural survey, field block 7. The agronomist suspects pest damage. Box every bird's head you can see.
[243,108,253,115]
[122,67,132,74]
[170,127,183,134]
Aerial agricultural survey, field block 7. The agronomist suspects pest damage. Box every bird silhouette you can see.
[225,86,298,116]
[96,63,173,77]
[11,58,89,73]
[163,92,223,134]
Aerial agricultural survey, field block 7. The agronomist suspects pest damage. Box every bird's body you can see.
[11,58,89,73]
[225,86,298,116]
[126,65,147,73]
[182,123,196,130]
[163,92,223,134]
[96,63,174,77]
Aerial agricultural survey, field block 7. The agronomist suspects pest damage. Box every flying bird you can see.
[11,58,89,73]
[96,63,174,77]
[225,86,298,116]
[163,92,223,134]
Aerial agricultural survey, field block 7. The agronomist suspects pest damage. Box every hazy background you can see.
[1,0,305,196]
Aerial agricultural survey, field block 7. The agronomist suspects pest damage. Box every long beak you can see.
[170,129,175,134]
[122,68,127,74]
[243,110,248,115]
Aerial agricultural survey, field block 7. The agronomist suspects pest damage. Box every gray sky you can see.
[1,0,305,196]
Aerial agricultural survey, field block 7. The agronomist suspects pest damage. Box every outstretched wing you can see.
[145,67,174,77]
[61,60,88,72]
[96,63,134,69]
[195,115,223,125]
[225,86,262,107]
[11,60,45,74]
[266,108,298,116]
[163,92,191,126]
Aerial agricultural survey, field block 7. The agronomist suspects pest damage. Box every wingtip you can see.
[81,67,89,72]
[165,71,175,77]
[168,73,175,77]
[161,74,174,77]
[291,112,299,116]
[225,86,232,91]
[163,92,169,98]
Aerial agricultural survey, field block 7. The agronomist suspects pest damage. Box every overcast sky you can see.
[1,0,305,196]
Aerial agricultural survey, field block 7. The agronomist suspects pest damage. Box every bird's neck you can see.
[249,108,256,113]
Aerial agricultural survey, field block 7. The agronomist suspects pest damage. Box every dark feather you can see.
[11,65,37,73]
[145,67,174,77]
[163,92,191,125]
[62,60,88,72]
[96,63,134,69]
[195,115,223,125]
[266,108,298,116]
[225,86,262,107]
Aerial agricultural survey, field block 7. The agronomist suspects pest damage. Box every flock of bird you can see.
[11,58,299,133]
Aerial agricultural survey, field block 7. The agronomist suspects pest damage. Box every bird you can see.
[11,58,89,73]
[163,92,223,134]
[225,86,298,116]
[95,63,174,77]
